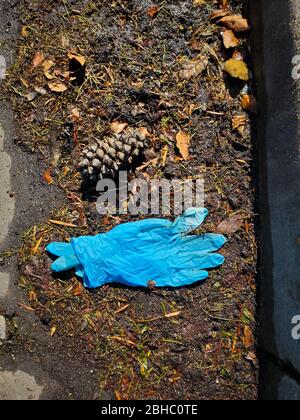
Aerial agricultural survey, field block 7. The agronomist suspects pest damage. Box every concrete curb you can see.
[250,0,300,400]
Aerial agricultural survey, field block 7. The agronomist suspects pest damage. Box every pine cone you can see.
[78,128,146,184]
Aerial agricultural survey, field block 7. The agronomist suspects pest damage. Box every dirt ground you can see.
[0,0,258,400]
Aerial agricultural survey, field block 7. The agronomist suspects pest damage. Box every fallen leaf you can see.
[44,71,56,80]
[48,81,68,93]
[111,121,128,134]
[219,15,250,32]
[240,94,257,113]
[21,26,29,38]
[210,9,229,20]
[217,214,244,234]
[193,0,205,5]
[218,0,228,7]
[222,29,239,49]
[243,325,254,349]
[176,131,190,161]
[68,51,86,67]
[178,58,208,80]
[33,51,44,68]
[232,115,247,135]
[115,391,122,401]
[138,127,150,137]
[42,59,54,72]
[148,5,160,18]
[43,170,53,184]
[223,59,249,81]
[50,326,57,337]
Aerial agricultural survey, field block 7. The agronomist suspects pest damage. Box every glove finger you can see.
[155,269,209,287]
[171,208,208,235]
[171,252,225,270]
[51,254,80,272]
[46,242,74,257]
[176,233,227,253]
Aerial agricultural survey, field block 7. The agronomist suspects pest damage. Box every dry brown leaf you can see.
[42,59,54,73]
[240,94,257,113]
[178,58,208,80]
[243,325,254,349]
[232,115,247,134]
[176,131,190,161]
[48,81,68,93]
[148,5,160,18]
[33,51,44,68]
[217,214,244,234]
[193,0,206,6]
[67,51,86,67]
[138,127,150,137]
[219,15,250,32]
[222,29,239,49]
[210,9,229,20]
[73,283,83,297]
[223,59,249,81]
[111,121,128,134]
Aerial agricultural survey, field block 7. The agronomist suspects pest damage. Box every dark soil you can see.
[1,0,258,400]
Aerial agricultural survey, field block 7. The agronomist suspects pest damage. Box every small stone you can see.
[86,152,94,160]
[79,159,89,168]
[26,91,37,102]
[40,313,52,326]
[124,145,131,154]
[88,166,94,175]
[96,149,104,159]
[34,87,47,95]
[91,144,97,153]
[117,151,125,161]
[115,141,123,151]
[107,147,116,158]
[0,316,6,340]
[132,148,140,157]
[92,159,101,169]
[102,143,110,153]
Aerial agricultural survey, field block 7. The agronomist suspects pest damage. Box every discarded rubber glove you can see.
[46,208,226,289]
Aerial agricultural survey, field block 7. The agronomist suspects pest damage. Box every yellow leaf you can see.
[50,326,57,337]
[222,29,239,49]
[223,59,249,81]
[193,0,205,5]
[21,26,29,38]
[178,58,208,80]
[176,131,190,161]
[111,121,128,134]
[48,81,68,93]
[161,145,168,167]
[44,71,56,80]
[67,51,86,67]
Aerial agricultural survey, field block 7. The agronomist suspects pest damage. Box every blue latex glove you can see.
[46,208,226,288]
